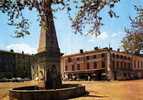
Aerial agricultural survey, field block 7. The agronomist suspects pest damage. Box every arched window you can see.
[120,55,123,59]
[112,53,115,58]
[116,55,119,58]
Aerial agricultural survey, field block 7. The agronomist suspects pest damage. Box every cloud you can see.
[88,32,122,43]
[89,32,108,42]
[6,43,37,54]
[0,44,6,50]
[111,33,118,37]
[97,32,108,40]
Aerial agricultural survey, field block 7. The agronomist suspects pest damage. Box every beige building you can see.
[61,48,143,80]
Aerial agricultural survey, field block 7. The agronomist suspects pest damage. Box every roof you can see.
[61,48,143,59]
[0,49,32,56]
[62,48,110,58]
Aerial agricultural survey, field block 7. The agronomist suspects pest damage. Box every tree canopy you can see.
[0,0,120,37]
[122,33,143,54]
[122,5,143,54]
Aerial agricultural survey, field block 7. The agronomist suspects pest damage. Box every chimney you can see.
[103,47,108,50]
[61,53,64,56]
[10,49,14,52]
[117,48,120,52]
[109,48,112,50]
[22,51,24,54]
[80,49,83,53]
[94,47,98,50]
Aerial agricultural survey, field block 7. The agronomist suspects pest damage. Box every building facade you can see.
[0,50,33,79]
[61,48,143,80]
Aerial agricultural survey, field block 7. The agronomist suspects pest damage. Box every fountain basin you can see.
[9,84,87,100]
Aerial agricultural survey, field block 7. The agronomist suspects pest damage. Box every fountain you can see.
[9,2,87,100]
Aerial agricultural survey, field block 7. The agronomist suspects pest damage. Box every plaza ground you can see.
[1,80,143,100]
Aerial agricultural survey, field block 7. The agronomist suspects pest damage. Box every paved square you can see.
[65,80,143,100]
[1,80,143,100]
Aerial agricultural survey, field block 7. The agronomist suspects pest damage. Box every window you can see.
[121,62,123,69]
[124,73,127,77]
[112,54,115,58]
[120,55,123,59]
[135,61,137,69]
[138,61,140,69]
[68,57,72,62]
[117,62,119,69]
[72,65,75,71]
[141,62,143,68]
[0,58,1,63]
[124,56,126,59]
[116,55,119,58]
[93,55,96,59]
[112,61,115,69]
[86,56,89,60]
[93,62,97,69]
[77,64,80,70]
[124,62,126,68]
[101,54,105,57]
[65,66,68,71]
[87,63,90,69]
[76,57,80,61]
[102,61,105,68]
[128,63,131,69]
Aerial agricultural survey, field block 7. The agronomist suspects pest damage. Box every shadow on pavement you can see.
[86,94,108,98]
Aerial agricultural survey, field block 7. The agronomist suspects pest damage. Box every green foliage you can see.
[0,0,120,37]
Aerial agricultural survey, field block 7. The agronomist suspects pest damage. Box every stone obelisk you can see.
[32,3,61,89]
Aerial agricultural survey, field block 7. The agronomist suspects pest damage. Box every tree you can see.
[0,0,120,37]
[122,33,143,54]
[122,6,143,54]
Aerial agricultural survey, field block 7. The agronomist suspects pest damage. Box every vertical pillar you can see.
[32,2,61,89]
[106,50,113,80]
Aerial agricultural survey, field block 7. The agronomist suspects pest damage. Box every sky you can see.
[0,0,143,55]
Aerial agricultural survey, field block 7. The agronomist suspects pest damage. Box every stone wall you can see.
[9,84,87,100]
